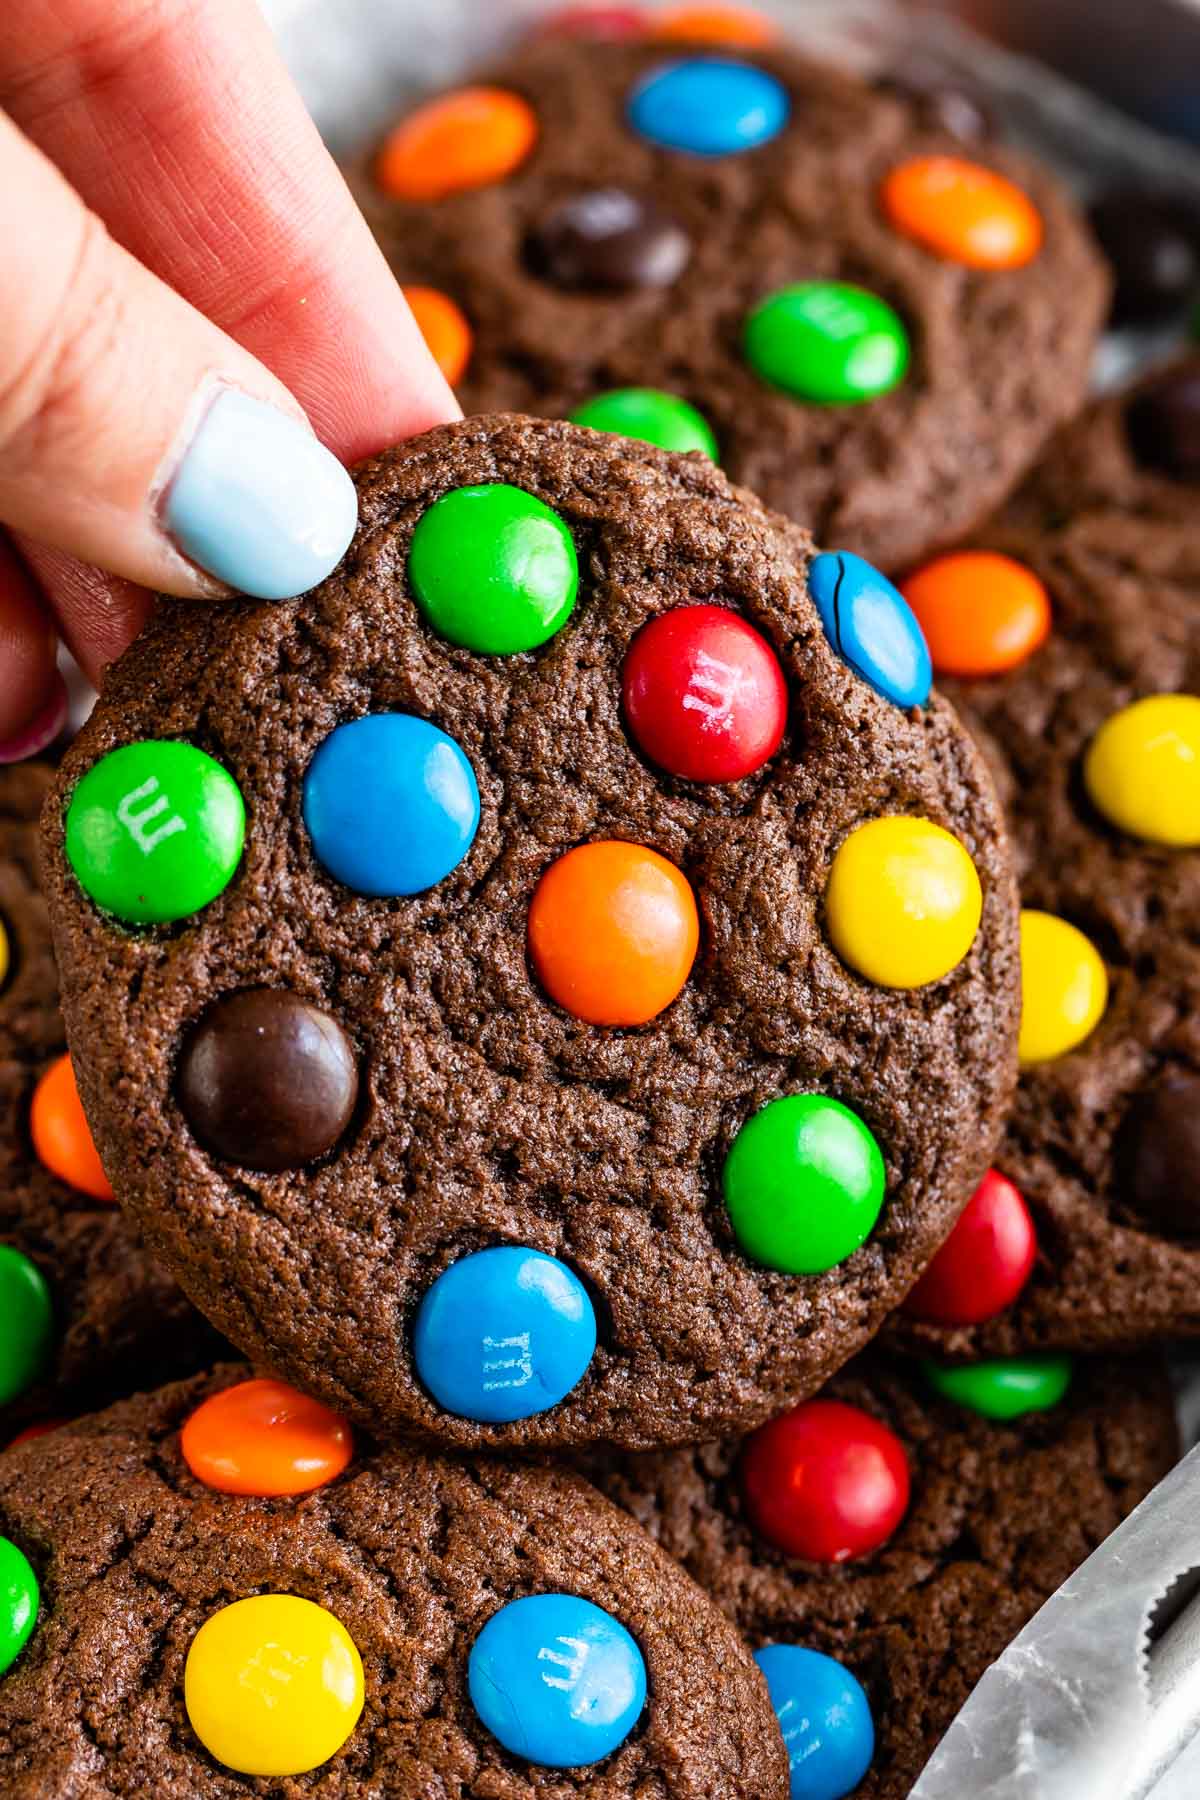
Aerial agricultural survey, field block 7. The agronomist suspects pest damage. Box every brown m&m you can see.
[1125,362,1200,480]
[526,189,691,291]
[1121,1072,1200,1236]
[177,989,358,1172]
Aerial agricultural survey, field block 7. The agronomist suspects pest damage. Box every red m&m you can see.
[739,1399,910,1563]
[622,605,787,782]
[905,1169,1037,1326]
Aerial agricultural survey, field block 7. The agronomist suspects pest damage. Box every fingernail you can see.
[163,388,359,600]
[0,669,68,764]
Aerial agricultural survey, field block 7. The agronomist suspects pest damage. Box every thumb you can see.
[0,109,359,602]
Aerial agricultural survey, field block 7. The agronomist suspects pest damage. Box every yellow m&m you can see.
[0,916,8,991]
[826,816,983,989]
[184,1595,363,1777]
[1083,694,1200,847]
[1018,910,1107,1066]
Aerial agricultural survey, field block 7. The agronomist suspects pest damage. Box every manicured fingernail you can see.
[163,388,358,600]
[0,669,68,765]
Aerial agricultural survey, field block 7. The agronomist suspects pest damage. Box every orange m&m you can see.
[653,5,777,45]
[375,88,538,202]
[900,551,1051,678]
[528,841,699,1027]
[30,1055,112,1201]
[881,156,1043,270]
[181,1378,352,1497]
[403,286,473,386]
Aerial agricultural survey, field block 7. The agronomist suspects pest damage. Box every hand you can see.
[0,0,459,757]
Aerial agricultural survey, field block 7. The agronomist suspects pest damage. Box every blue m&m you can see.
[302,713,479,897]
[469,1594,647,1767]
[807,551,931,709]
[413,1247,596,1423]
[755,1645,874,1800]
[627,58,789,156]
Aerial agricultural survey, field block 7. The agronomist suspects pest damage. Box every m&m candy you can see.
[1122,1071,1200,1235]
[627,57,789,156]
[184,1594,364,1777]
[740,1400,910,1562]
[181,1378,352,1496]
[743,283,910,406]
[570,388,718,458]
[900,551,1052,678]
[528,841,699,1026]
[881,157,1043,269]
[0,916,8,991]
[528,191,691,291]
[807,552,932,709]
[402,285,473,385]
[3,1421,65,1451]
[621,605,787,782]
[375,88,537,200]
[1018,910,1107,1066]
[30,1054,113,1200]
[754,1644,875,1800]
[303,713,480,896]
[1125,363,1200,480]
[468,1594,647,1767]
[176,988,359,1172]
[0,1248,53,1408]
[826,816,982,990]
[1083,694,1200,847]
[723,1095,885,1275]
[540,4,646,36]
[409,484,578,655]
[0,1537,38,1676]
[905,1169,1037,1326]
[64,741,245,925]
[923,1354,1073,1420]
[413,1247,597,1423]
[654,5,777,46]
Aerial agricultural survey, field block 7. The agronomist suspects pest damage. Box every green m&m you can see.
[0,1537,38,1675]
[743,282,910,405]
[65,742,245,926]
[0,1247,52,1407]
[723,1094,886,1275]
[569,388,719,460]
[408,483,578,654]
[923,1354,1074,1420]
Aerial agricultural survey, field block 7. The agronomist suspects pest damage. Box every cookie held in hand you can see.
[43,415,1018,1450]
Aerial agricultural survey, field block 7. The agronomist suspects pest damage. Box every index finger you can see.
[0,0,459,463]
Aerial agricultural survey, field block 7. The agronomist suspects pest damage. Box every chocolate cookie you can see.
[0,765,211,1440]
[354,35,1106,573]
[888,387,1200,1358]
[0,1365,788,1796]
[593,1353,1178,1799]
[42,415,1019,1451]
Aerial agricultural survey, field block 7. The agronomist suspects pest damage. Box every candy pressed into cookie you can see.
[594,1352,1178,1799]
[0,765,212,1442]
[0,1365,788,1796]
[43,415,1019,1450]
[889,378,1200,1358]
[356,35,1106,572]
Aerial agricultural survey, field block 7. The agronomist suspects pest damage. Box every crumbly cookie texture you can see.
[0,1366,788,1798]
[357,36,1107,571]
[593,1354,1179,1800]
[43,415,1018,1450]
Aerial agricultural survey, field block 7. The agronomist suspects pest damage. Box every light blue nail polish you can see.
[164,388,358,600]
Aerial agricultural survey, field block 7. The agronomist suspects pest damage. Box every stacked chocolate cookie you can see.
[1,7,1193,1798]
